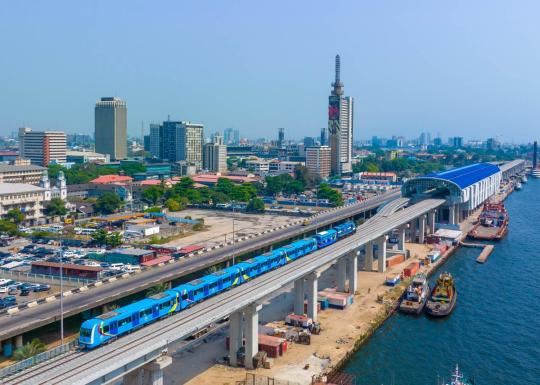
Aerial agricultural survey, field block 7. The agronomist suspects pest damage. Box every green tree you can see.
[107,232,123,247]
[13,338,47,361]
[46,198,67,216]
[0,220,18,236]
[146,282,170,297]
[120,162,146,176]
[215,178,236,197]
[165,198,182,212]
[211,191,230,205]
[246,197,265,213]
[318,183,343,206]
[6,208,24,224]
[142,186,164,205]
[95,192,122,214]
[91,228,109,245]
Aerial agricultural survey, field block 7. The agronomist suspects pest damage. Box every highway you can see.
[2,198,444,385]
[0,189,400,343]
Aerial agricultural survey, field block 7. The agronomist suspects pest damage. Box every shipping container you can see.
[403,261,420,277]
[386,254,405,268]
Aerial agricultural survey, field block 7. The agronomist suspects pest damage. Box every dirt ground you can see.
[163,210,298,249]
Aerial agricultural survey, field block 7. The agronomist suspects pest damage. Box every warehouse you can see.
[31,261,102,280]
[92,248,157,265]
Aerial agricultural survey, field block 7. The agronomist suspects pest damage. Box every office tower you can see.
[18,127,67,166]
[320,127,327,146]
[149,123,164,159]
[449,136,464,148]
[534,141,538,169]
[162,121,204,167]
[328,55,353,175]
[278,128,285,148]
[433,137,443,147]
[143,135,150,152]
[303,137,316,147]
[94,97,127,160]
[223,128,240,145]
[306,146,331,179]
[203,133,228,173]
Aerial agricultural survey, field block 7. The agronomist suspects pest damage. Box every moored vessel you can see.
[521,174,528,183]
[425,272,456,317]
[399,273,429,314]
[532,168,540,178]
[440,364,474,385]
[515,181,522,190]
[467,202,508,240]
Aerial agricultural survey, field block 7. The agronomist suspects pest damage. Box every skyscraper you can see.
[149,123,164,159]
[18,127,67,166]
[328,55,353,175]
[320,127,327,146]
[95,97,127,160]
[223,128,240,145]
[306,145,331,179]
[203,133,227,173]
[162,121,204,168]
[277,128,285,148]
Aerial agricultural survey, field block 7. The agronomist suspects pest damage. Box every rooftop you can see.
[423,163,500,189]
[90,175,133,184]
[0,183,45,195]
[192,174,258,184]
[0,164,46,172]
[107,248,154,257]
[31,261,103,272]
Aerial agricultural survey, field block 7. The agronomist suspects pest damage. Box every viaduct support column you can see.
[347,252,358,294]
[306,272,320,322]
[229,310,243,367]
[2,339,13,358]
[364,241,373,272]
[123,368,143,385]
[244,303,262,370]
[419,215,426,244]
[409,219,417,243]
[397,226,406,251]
[429,210,436,234]
[449,205,456,225]
[141,356,172,385]
[336,258,347,292]
[377,235,388,273]
[293,278,305,316]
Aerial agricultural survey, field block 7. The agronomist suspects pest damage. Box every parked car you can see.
[33,284,50,292]
[0,296,17,308]
[20,288,30,296]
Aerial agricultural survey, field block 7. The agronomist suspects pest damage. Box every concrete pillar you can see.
[429,210,436,234]
[15,335,23,349]
[398,226,406,250]
[229,310,243,367]
[419,215,426,244]
[449,205,456,225]
[293,278,305,316]
[364,241,373,272]
[2,339,13,357]
[377,235,388,273]
[123,368,143,385]
[347,252,358,294]
[336,258,347,292]
[305,272,320,322]
[410,219,417,243]
[141,356,172,385]
[244,303,262,370]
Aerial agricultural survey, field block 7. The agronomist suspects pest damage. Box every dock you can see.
[459,241,495,263]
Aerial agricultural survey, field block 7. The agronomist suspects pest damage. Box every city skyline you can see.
[1,1,540,142]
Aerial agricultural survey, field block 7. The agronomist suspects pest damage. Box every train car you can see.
[261,248,288,269]
[334,221,356,239]
[235,258,265,282]
[313,229,338,248]
[79,290,178,349]
[209,266,242,290]
[282,238,318,261]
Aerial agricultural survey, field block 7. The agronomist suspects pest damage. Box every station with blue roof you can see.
[402,163,502,224]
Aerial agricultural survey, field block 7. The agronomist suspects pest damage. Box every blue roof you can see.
[424,163,500,189]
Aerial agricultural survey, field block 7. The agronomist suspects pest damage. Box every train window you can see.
[140,308,152,318]
[194,288,202,296]
[181,293,188,301]
[103,324,110,333]
[118,318,130,327]
[80,328,92,338]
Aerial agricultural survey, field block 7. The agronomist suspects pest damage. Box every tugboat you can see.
[425,272,457,317]
[521,174,528,184]
[399,273,429,315]
[515,181,523,190]
[440,364,474,385]
[467,202,509,240]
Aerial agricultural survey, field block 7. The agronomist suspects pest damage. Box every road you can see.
[2,197,444,385]
[0,189,400,343]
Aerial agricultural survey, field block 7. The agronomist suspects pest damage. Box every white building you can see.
[18,127,67,166]
[203,134,227,173]
[306,146,331,178]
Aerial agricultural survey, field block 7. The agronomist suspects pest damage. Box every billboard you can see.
[328,95,340,135]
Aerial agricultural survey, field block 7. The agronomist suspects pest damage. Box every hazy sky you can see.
[1,1,539,143]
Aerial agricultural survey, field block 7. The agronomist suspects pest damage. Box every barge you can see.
[467,202,508,240]
[399,273,429,315]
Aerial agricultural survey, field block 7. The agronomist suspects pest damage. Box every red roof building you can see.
[191,174,258,186]
[90,175,133,184]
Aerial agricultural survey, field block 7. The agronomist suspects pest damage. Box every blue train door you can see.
[152,304,159,318]
[132,312,140,327]
[203,284,209,297]
[110,321,118,334]
[217,278,223,291]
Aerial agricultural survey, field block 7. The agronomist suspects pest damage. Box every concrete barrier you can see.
[94,281,103,287]
[121,273,130,278]
[108,277,117,282]
[45,296,57,302]
[63,291,73,297]
[79,286,89,292]
[27,301,39,308]
[7,307,19,315]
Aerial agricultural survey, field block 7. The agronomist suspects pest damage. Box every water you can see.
[344,179,540,385]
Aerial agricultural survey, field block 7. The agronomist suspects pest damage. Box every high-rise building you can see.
[149,123,164,159]
[277,128,285,148]
[303,137,316,147]
[449,136,464,148]
[306,145,331,179]
[18,127,67,166]
[203,133,227,173]
[143,135,150,152]
[320,127,327,146]
[162,121,204,168]
[94,97,127,160]
[223,128,240,145]
[328,55,353,175]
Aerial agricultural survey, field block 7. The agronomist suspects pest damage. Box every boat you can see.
[440,364,474,385]
[521,175,528,183]
[515,181,522,190]
[425,272,457,317]
[532,168,540,178]
[467,202,508,240]
[399,273,429,314]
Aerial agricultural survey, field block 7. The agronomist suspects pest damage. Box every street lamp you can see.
[231,202,236,265]
[59,240,64,345]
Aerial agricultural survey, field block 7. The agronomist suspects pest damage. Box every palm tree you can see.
[13,338,47,361]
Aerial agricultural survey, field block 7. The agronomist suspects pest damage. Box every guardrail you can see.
[0,339,78,379]
[0,270,94,286]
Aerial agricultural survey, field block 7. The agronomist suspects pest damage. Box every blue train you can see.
[79,221,356,349]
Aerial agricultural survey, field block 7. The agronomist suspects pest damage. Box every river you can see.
[343,178,540,385]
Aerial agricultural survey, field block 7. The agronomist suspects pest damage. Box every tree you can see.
[165,198,182,212]
[142,186,164,205]
[46,198,67,216]
[91,228,109,245]
[120,162,146,176]
[211,191,230,205]
[0,220,18,236]
[95,192,122,214]
[107,232,123,247]
[318,183,343,206]
[6,208,24,224]
[246,197,265,213]
[146,282,170,297]
[13,338,46,361]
